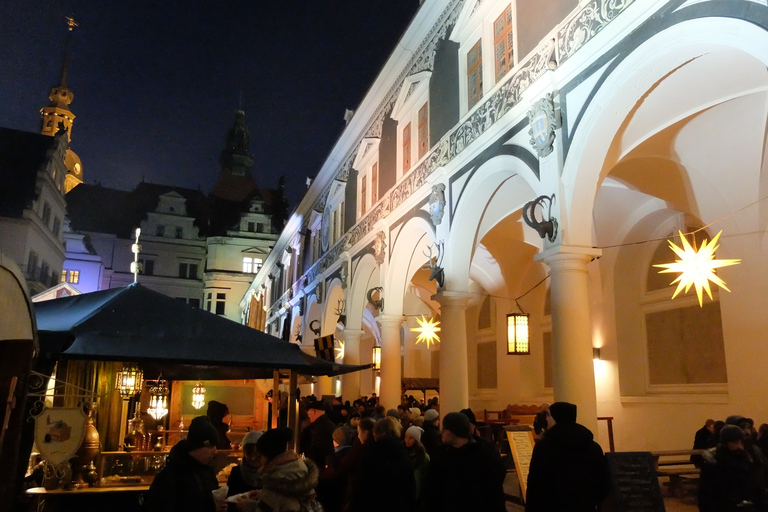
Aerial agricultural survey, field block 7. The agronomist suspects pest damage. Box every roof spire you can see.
[59,16,78,88]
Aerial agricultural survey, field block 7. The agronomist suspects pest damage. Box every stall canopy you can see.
[34,283,368,380]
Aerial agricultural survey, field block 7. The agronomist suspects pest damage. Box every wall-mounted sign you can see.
[34,406,87,465]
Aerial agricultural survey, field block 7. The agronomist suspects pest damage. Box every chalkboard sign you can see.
[606,452,665,512]
[505,426,535,500]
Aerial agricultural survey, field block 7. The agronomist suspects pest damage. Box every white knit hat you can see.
[405,425,424,442]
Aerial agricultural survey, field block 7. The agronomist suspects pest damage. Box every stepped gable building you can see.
[242,0,768,453]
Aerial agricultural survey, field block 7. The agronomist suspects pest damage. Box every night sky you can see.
[1,1,420,207]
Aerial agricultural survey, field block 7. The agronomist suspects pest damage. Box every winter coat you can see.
[253,451,322,512]
[316,445,352,512]
[422,439,506,512]
[698,445,768,512]
[525,422,610,512]
[300,414,336,470]
[421,423,441,457]
[142,440,219,512]
[347,437,416,512]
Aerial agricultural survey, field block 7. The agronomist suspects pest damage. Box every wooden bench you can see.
[651,450,703,500]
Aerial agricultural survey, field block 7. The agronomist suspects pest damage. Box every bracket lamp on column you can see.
[192,381,206,410]
[147,374,169,420]
[507,301,530,355]
[372,346,381,370]
[116,363,143,400]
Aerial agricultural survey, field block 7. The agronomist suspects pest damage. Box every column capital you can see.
[341,329,364,340]
[534,244,602,268]
[431,290,474,307]
[377,314,405,329]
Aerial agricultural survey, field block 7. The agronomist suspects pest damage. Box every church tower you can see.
[210,110,258,203]
[41,17,83,193]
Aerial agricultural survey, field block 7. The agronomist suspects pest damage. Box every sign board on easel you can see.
[506,425,536,500]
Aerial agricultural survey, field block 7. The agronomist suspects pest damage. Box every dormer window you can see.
[353,138,381,220]
[467,40,483,109]
[494,5,514,82]
[392,71,431,180]
[403,123,412,173]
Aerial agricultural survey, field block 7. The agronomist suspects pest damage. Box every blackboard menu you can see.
[606,452,665,512]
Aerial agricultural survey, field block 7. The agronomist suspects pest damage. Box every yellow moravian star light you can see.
[654,230,740,306]
[411,315,441,347]
[334,339,345,361]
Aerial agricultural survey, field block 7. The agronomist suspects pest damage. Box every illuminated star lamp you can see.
[334,339,345,361]
[147,375,169,421]
[654,230,740,307]
[507,301,530,355]
[411,315,441,348]
[372,346,381,370]
[115,363,143,400]
[191,381,206,410]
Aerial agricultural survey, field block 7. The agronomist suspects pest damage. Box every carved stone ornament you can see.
[528,93,558,158]
[374,231,387,266]
[315,280,325,305]
[340,263,348,289]
[428,184,446,226]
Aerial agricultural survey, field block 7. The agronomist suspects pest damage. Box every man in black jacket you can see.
[143,415,222,512]
[422,412,506,512]
[525,402,610,512]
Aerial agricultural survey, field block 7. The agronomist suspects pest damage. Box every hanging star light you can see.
[654,230,740,306]
[411,315,441,348]
[334,339,345,361]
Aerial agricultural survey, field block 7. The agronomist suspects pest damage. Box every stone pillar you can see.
[377,314,404,409]
[432,291,473,415]
[536,246,601,433]
[341,329,364,401]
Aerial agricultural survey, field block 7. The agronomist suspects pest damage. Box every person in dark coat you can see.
[698,424,768,512]
[300,400,337,470]
[421,408,441,456]
[319,417,375,512]
[422,412,506,512]
[525,402,610,512]
[691,419,717,467]
[226,430,264,498]
[143,415,221,512]
[347,418,416,512]
[207,400,233,450]
[316,426,354,512]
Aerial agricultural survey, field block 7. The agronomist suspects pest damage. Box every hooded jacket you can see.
[143,440,219,512]
[254,451,320,512]
[525,422,610,512]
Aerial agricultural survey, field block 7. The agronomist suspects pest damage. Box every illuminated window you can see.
[361,176,367,215]
[493,5,514,82]
[61,270,67,283]
[403,123,412,172]
[418,103,429,159]
[371,163,378,204]
[68,270,79,284]
[243,257,262,273]
[467,39,483,109]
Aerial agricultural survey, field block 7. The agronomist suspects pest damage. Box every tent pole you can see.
[288,370,299,453]
[271,370,279,429]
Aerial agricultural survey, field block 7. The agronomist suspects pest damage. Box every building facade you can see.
[242,0,768,451]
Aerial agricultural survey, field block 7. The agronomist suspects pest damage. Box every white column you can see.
[536,246,601,433]
[341,329,364,401]
[433,291,473,415]
[377,314,404,410]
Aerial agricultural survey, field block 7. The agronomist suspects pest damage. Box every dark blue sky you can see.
[1,1,420,207]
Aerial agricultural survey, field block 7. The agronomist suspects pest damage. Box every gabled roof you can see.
[0,127,57,217]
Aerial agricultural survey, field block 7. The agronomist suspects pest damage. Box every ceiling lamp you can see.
[372,346,381,371]
[507,301,530,355]
[411,315,440,348]
[192,381,206,410]
[654,230,741,306]
[115,363,143,400]
[147,375,169,421]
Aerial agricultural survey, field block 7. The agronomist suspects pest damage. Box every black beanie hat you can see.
[206,400,230,423]
[720,424,745,444]
[459,408,477,426]
[187,415,220,450]
[549,402,577,425]
[256,427,293,460]
[442,412,471,438]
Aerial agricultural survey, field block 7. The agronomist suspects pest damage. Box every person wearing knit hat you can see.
[143,415,220,512]
[524,402,610,512]
[424,408,439,423]
[206,400,232,450]
[698,422,768,510]
[410,407,424,427]
[421,408,441,456]
[405,425,423,444]
[421,412,507,512]
[226,430,265,498]
[404,425,429,501]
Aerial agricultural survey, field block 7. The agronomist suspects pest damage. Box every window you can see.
[371,163,378,204]
[179,263,198,279]
[248,221,256,232]
[175,227,183,238]
[467,39,483,109]
[156,225,165,237]
[215,293,226,315]
[41,261,50,283]
[361,176,367,215]
[27,251,38,274]
[206,292,212,312]
[402,123,412,172]
[68,270,79,284]
[52,217,61,237]
[61,270,67,282]
[257,223,264,233]
[42,203,51,226]
[418,103,429,159]
[243,257,262,273]
[140,258,154,275]
[493,5,514,82]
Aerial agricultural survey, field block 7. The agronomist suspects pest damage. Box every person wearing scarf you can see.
[227,430,265,498]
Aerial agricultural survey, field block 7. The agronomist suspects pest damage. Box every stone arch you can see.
[564,17,768,245]
[446,155,540,291]
[384,216,437,316]
[347,253,381,331]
